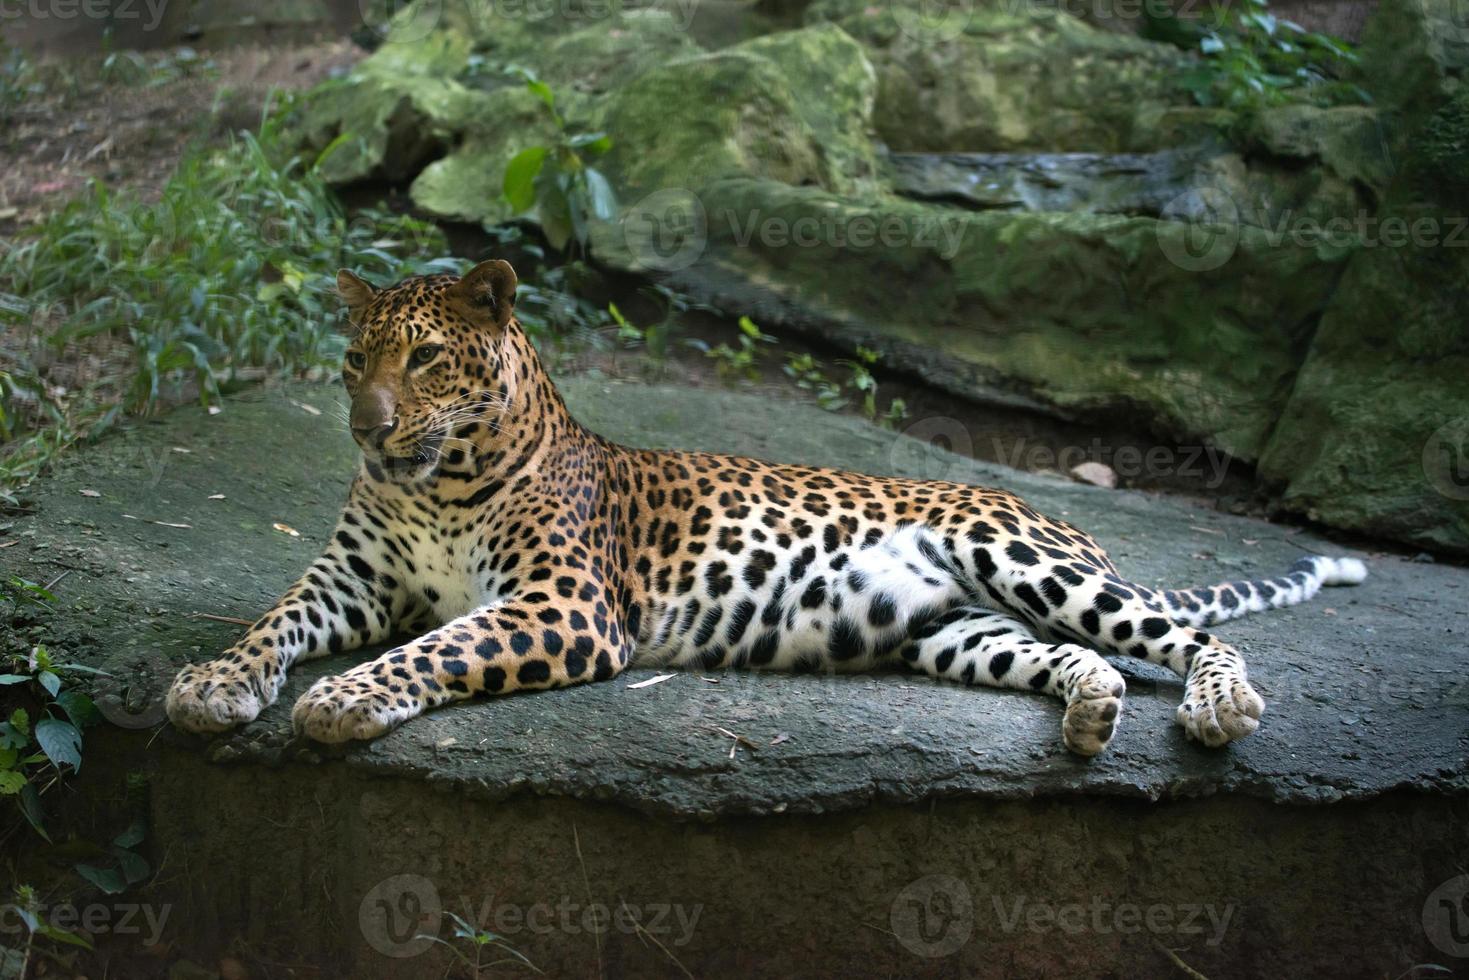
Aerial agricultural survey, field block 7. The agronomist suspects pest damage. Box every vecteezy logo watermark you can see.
[1423,418,1469,502]
[721,208,967,259]
[0,0,170,31]
[990,897,1233,945]
[0,901,171,946]
[891,875,974,958]
[621,188,709,273]
[1424,874,1469,958]
[359,874,443,958]
[358,876,702,958]
[889,416,975,482]
[1157,187,1241,272]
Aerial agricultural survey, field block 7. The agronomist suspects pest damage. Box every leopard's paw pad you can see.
[165,660,272,734]
[291,674,415,744]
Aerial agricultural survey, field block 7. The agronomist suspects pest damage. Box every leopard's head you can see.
[335,259,519,475]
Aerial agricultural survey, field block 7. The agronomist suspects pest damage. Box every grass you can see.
[0,104,458,507]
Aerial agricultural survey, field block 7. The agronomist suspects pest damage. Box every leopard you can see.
[165,259,1369,755]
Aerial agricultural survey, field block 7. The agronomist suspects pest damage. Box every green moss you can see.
[808,2,1192,152]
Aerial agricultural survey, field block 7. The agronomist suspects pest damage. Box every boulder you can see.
[598,176,1348,461]
[806,1,1194,152]
[1258,0,1469,555]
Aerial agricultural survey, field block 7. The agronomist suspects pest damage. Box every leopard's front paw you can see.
[292,671,418,743]
[1177,660,1264,747]
[1063,668,1125,757]
[166,659,274,734]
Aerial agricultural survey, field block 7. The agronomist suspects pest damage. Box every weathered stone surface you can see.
[806,1,1193,152]
[1258,0,1469,555]
[599,177,1348,461]
[7,377,1462,821]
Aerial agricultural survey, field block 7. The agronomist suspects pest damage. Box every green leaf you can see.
[37,671,59,697]
[113,818,146,849]
[502,147,548,214]
[0,676,30,686]
[584,168,617,222]
[55,691,99,729]
[76,863,127,895]
[9,709,28,736]
[39,922,94,949]
[34,718,82,771]
[20,783,48,841]
[525,78,556,113]
[567,132,612,154]
[0,771,25,794]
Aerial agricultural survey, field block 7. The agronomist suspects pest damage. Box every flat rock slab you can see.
[4,378,1467,819]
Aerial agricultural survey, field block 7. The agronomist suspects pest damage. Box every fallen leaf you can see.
[172,446,192,454]
[291,400,323,416]
[272,523,301,537]
[770,733,791,746]
[698,676,720,684]
[1189,525,1224,536]
[208,494,226,500]
[1323,608,1337,616]
[436,737,458,748]
[207,405,222,416]
[0,540,16,549]
[153,521,191,529]
[1241,538,1259,546]
[79,489,101,497]
[626,673,676,690]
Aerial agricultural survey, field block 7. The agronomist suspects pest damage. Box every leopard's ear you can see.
[449,259,517,333]
[336,269,377,331]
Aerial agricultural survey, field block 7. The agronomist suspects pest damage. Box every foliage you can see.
[500,70,617,257]
[699,316,776,382]
[98,45,217,89]
[418,910,541,977]
[0,644,106,842]
[1148,0,1367,110]
[1,884,93,977]
[0,121,457,504]
[784,348,908,426]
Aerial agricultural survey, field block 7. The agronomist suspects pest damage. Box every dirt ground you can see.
[0,40,361,234]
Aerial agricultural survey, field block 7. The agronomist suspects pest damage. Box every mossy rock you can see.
[598,177,1347,460]
[1257,0,1469,555]
[289,73,485,184]
[807,1,1193,152]
[1243,105,1394,191]
[594,26,880,200]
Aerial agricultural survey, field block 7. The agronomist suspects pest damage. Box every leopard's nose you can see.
[352,417,398,449]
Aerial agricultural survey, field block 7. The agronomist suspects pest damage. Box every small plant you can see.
[0,644,104,840]
[0,120,457,503]
[501,70,617,257]
[783,348,907,426]
[702,316,775,382]
[1156,0,1367,110]
[783,352,848,412]
[419,910,540,977]
[1,884,93,975]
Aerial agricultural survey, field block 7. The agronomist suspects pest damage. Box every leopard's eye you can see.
[345,350,367,370]
[412,344,443,366]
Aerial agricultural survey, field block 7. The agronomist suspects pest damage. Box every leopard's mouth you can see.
[367,431,444,475]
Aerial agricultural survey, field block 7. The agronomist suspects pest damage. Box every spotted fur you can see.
[165,261,1369,755]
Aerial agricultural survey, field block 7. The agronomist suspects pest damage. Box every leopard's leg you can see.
[292,596,633,743]
[166,507,411,733]
[952,527,1263,747]
[903,605,1125,757]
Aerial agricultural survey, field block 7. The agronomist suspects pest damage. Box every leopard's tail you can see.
[1160,555,1367,628]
